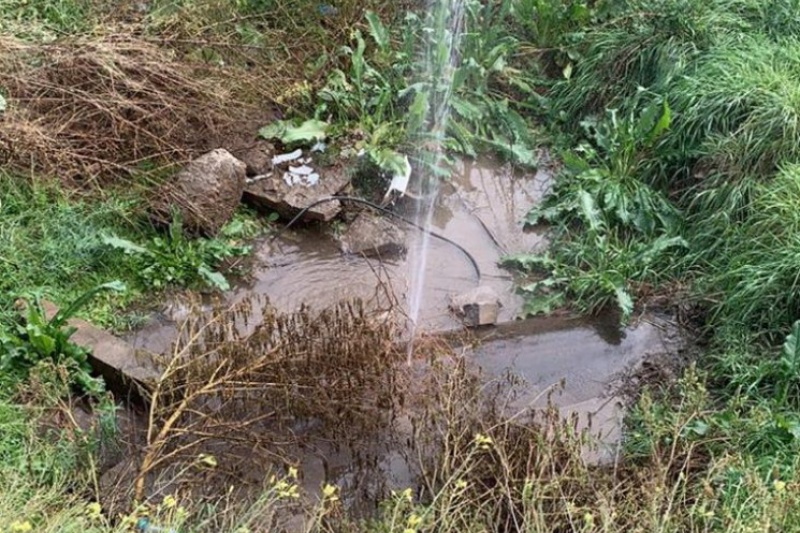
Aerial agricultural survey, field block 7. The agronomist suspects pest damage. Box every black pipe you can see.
[269,196,481,282]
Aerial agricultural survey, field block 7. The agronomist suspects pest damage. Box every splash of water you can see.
[406,0,466,360]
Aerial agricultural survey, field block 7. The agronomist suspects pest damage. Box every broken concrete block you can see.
[339,213,406,258]
[243,159,351,222]
[42,301,159,403]
[450,286,501,327]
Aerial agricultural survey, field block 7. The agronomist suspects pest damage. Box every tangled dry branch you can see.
[0,34,255,184]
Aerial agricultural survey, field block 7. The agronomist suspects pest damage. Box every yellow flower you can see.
[455,479,468,490]
[162,495,177,509]
[403,529,416,533]
[10,521,33,532]
[86,501,103,520]
[288,466,299,480]
[474,433,494,450]
[198,454,218,467]
[774,480,787,492]
[407,514,422,528]
[322,484,339,501]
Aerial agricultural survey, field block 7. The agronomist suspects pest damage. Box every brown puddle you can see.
[121,158,684,516]
[126,157,550,354]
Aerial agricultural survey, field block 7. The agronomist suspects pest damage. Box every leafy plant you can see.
[0,281,124,395]
[510,99,683,320]
[102,213,250,292]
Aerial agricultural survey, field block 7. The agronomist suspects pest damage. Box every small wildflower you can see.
[288,466,299,480]
[86,502,103,520]
[198,454,218,467]
[10,521,32,532]
[162,495,177,509]
[407,514,422,528]
[583,512,594,526]
[774,480,787,492]
[403,529,416,533]
[275,479,300,500]
[474,433,494,450]
[322,484,339,501]
[455,479,468,490]
[401,488,414,502]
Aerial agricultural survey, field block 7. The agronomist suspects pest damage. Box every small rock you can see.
[339,214,406,258]
[236,142,275,176]
[450,286,501,327]
[156,149,246,236]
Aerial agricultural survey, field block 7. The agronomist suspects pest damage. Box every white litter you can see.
[382,154,412,205]
[311,141,327,153]
[272,149,303,166]
[306,173,320,186]
[288,165,314,176]
[245,172,272,184]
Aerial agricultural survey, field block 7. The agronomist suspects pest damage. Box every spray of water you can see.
[406,0,466,361]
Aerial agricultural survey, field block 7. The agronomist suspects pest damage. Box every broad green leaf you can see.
[102,234,150,255]
[258,121,287,141]
[281,119,329,144]
[578,189,603,231]
[646,99,671,145]
[522,292,566,317]
[365,11,390,53]
[50,281,126,328]
[783,320,800,364]
[198,266,230,291]
[369,148,409,177]
[614,284,634,321]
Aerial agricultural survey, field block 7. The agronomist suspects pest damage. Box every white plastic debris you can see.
[306,173,320,186]
[288,165,314,176]
[272,149,303,166]
[245,172,272,184]
[311,141,327,153]
[382,154,412,205]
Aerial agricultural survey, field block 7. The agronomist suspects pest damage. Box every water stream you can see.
[406,0,466,358]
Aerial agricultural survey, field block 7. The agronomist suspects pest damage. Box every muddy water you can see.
[123,158,683,514]
[127,158,549,353]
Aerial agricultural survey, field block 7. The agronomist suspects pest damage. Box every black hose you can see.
[269,196,481,282]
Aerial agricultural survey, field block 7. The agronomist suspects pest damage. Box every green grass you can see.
[0,176,260,329]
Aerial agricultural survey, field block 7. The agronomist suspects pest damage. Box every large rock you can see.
[339,213,406,258]
[159,149,246,236]
[450,286,501,327]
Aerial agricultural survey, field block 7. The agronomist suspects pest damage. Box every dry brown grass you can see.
[0,33,263,184]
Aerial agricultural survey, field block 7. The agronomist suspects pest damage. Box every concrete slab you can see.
[42,301,159,402]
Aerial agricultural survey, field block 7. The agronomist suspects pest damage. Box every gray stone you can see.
[160,149,246,236]
[243,162,350,222]
[339,214,406,258]
[450,286,501,327]
[42,301,159,403]
[238,142,275,176]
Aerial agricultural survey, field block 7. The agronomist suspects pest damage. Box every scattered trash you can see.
[272,149,303,166]
[311,141,327,153]
[288,164,314,176]
[245,172,273,185]
[382,154,412,205]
